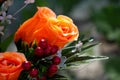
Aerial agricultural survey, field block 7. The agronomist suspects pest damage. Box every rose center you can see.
[0,60,15,66]
[61,26,69,33]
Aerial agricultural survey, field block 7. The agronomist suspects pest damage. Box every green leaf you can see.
[65,55,109,66]
[0,34,14,52]
[81,43,99,52]
[81,37,94,44]
[52,74,68,80]
[63,42,99,58]
[62,34,95,56]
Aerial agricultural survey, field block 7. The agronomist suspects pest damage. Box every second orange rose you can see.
[14,7,79,48]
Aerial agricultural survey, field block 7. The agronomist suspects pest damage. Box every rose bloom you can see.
[14,7,79,48]
[0,52,26,80]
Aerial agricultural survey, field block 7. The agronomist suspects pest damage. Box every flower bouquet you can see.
[0,0,108,80]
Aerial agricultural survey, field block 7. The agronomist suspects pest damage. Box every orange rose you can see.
[0,52,26,80]
[14,7,79,48]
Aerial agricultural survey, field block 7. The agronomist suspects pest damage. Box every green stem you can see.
[13,4,28,16]
[62,46,76,50]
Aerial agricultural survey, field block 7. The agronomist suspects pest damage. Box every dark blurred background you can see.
[2,0,120,80]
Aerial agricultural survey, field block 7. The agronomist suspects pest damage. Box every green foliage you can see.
[66,55,108,66]
[61,34,108,70]
[35,0,49,6]
[40,0,82,15]
[56,0,82,15]
[51,74,68,80]
[105,56,120,80]
[109,0,120,4]
[91,4,120,46]
[0,34,14,52]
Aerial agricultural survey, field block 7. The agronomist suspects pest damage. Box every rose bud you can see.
[52,56,61,65]
[29,68,39,78]
[47,64,58,77]
[22,61,31,70]
[38,39,48,49]
[34,47,44,57]
[51,45,59,55]
[44,44,52,56]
